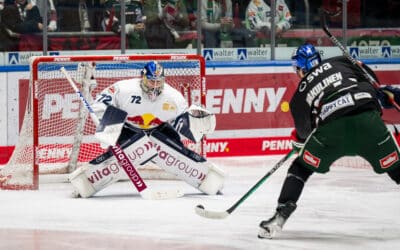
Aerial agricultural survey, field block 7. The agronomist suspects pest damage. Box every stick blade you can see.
[140,189,184,200]
[194,205,229,219]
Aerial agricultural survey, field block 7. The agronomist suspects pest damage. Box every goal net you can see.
[0,54,206,190]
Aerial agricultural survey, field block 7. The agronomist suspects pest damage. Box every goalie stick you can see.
[60,66,183,200]
[195,150,295,219]
[319,9,400,111]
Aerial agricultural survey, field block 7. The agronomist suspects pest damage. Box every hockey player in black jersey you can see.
[258,43,400,239]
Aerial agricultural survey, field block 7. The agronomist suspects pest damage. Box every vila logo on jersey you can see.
[303,150,320,168]
[379,151,399,169]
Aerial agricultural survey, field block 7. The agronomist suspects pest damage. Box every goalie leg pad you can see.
[69,160,123,198]
[198,162,225,195]
[69,165,97,198]
[149,130,225,195]
[69,131,158,198]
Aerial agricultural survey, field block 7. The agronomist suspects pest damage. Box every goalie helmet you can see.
[291,43,321,74]
[140,61,165,101]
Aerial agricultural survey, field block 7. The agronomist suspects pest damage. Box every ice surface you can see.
[0,155,399,250]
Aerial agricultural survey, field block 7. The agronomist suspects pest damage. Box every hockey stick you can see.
[195,150,295,219]
[67,62,96,173]
[319,9,400,111]
[61,66,183,200]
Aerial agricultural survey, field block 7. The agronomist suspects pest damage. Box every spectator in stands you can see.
[0,0,4,51]
[200,0,236,48]
[184,0,197,30]
[230,0,256,47]
[0,0,43,51]
[245,0,292,38]
[143,0,190,49]
[57,0,103,32]
[30,0,58,31]
[101,0,147,49]
[232,0,250,21]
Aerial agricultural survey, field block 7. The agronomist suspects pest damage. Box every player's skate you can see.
[258,212,286,239]
[258,201,297,239]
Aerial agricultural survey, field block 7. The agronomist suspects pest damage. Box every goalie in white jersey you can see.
[69,61,225,198]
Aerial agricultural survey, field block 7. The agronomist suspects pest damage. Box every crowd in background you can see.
[0,0,399,51]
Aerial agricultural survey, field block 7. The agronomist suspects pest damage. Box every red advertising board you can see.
[12,67,400,163]
[204,69,400,157]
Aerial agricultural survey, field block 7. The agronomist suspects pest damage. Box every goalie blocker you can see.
[69,124,225,198]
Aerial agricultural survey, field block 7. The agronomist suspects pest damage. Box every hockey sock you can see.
[278,159,313,204]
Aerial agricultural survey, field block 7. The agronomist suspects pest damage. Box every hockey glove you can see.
[376,86,400,109]
[290,129,305,153]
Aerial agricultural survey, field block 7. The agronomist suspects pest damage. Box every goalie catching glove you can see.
[173,105,216,143]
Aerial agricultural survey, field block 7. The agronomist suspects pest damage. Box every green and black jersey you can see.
[290,56,381,140]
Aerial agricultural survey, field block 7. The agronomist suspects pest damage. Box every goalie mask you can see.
[291,43,321,75]
[140,61,165,101]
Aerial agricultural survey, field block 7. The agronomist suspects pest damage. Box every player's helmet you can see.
[291,43,321,74]
[140,61,165,101]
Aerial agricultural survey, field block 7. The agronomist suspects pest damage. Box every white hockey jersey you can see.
[92,78,188,130]
[245,0,292,32]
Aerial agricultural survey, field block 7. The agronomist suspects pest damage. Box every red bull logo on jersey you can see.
[127,113,162,129]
